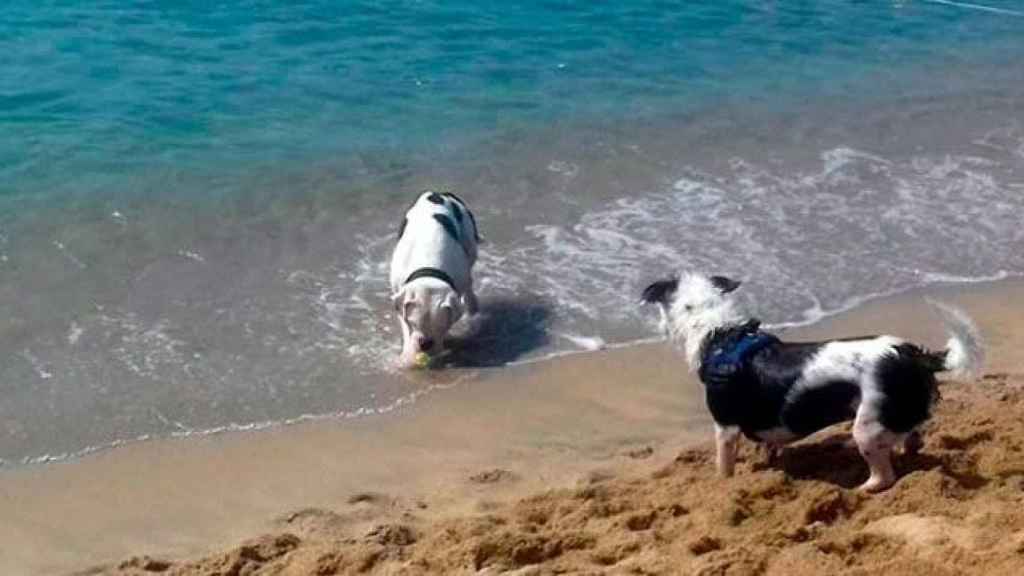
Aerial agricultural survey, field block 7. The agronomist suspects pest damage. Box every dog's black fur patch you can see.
[441,190,468,207]
[432,213,460,243]
[426,192,445,205]
[450,201,464,225]
[641,277,679,305]
[441,192,480,242]
[781,380,860,437]
[874,344,941,433]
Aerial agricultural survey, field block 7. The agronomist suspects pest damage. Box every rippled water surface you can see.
[2,1,1023,464]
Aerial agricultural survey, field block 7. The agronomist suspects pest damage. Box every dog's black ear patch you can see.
[397,217,408,239]
[710,276,741,294]
[433,213,460,242]
[450,201,464,224]
[426,192,445,205]
[641,277,679,305]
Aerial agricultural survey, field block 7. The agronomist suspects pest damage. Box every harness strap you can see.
[702,322,777,382]
[404,267,459,292]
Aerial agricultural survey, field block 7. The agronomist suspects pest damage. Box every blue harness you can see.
[701,324,778,385]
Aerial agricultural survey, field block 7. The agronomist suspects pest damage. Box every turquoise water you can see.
[2,1,1023,464]
[4,1,1021,193]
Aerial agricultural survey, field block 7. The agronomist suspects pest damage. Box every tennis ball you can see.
[412,352,431,369]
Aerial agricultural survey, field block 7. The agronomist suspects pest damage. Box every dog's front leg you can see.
[715,424,741,477]
[465,287,479,316]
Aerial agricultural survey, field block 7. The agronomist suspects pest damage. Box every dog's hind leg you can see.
[902,429,924,456]
[763,443,783,466]
[715,424,741,477]
[853,409,899,493]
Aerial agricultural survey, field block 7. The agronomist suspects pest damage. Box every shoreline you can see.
[4,272,1019,471]
[1,277,1023,575]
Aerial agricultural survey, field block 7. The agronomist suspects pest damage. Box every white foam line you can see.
[507,336,665,367]
[7,272,1021,469]
[20,349,53,380]
[3,372,475,469]
[923,0,1024,16]
[53,240,86,269]
[556,332,606,351]
[176,249,205,263]
[512,271,1023,366]
[67,321,84,345]
[760,269,1014,331]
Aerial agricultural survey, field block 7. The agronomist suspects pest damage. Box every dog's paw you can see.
[857,476,895,493]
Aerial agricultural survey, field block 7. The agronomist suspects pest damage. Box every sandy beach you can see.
[4,3,1023,575]
[0,278,1019,575]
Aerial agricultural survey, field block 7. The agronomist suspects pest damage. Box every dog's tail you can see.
[640,276,679,306]
[926,298,984,379]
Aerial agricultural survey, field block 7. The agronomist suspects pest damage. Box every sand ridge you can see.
[95,373,1024,576]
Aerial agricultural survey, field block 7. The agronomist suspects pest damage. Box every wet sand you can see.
[2,279,1023,575]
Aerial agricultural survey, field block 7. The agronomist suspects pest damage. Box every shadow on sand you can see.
[440,296,553,368]
[752,432,991,491]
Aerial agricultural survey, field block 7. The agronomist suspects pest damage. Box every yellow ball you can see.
[413,352,431,369]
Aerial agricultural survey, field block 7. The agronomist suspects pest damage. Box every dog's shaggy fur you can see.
[642,273,984,492]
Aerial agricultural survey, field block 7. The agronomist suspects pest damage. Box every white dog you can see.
[642,273,984,492]
[390,191,480,368]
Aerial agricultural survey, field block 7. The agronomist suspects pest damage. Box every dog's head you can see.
[641,273,746,368]
[392,279,465,368]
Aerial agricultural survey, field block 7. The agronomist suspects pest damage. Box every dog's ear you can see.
[438,291,464,325]
[710,276,741,294]
[641,277,679,305]
[440,291,462,313]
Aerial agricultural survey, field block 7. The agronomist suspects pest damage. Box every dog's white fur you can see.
[655,273,983,492]
[662,274,747,371]
[390,191,479,368]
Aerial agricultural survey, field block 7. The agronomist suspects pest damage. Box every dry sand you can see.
[1,319,708,575]
[3,280,1023,576]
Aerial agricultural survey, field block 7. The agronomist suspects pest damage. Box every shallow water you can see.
[2,1,1023,464]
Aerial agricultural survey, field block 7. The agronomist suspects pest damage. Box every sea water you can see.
[2,0,1023,464]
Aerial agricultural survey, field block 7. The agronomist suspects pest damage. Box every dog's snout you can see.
[418,337,434,352]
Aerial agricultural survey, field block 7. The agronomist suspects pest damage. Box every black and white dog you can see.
[390,191,480,368]
[641,273,983,492]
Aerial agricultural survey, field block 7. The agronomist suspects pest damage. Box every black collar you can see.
[404,267,458,292]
